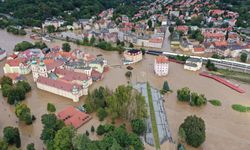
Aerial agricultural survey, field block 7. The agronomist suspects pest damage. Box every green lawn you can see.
[208,100,222,106]
[232,104,250,112]
[147,83,160,150]
[209,69,250,83]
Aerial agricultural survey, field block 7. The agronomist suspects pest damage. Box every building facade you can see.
[154,55,169,76]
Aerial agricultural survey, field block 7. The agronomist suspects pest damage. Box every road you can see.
[161,26,173,52]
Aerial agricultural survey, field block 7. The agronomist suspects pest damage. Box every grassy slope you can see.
[147,83,160,150]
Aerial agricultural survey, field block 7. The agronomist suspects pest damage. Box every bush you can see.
[179,115,205,148]
[2,84,12,97]
[208,100,222,106]
[86,130,89,136]
[62,43,71,52]
[232,104,250,112]
[131,119,146,135]
[97,108,107,121]
[47,103,56,113]
[189,93,207,106]
[26,143,35,150]
[14,41,34,51]
[96,125,105,135]
[7,87,26,105]
[162,81,170,94]
[177,87,191,102]
[0,76,13,87]
[16,81,31,93]
[3,126,21,148]
[15,103,33,125]
[91,126,95,132]
[125,71,132,78]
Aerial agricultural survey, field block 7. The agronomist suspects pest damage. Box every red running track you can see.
[199,72,245,93]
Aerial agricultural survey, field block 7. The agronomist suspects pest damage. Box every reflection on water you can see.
[0,30,250,150]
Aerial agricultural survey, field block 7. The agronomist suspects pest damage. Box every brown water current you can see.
[0,29,250,150]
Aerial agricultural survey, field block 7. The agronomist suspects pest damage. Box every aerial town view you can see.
[0,0,250,150]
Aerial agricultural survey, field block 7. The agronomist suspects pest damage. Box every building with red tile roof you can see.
[37,76,86,102]
[4,58,31,75]
[57,106,92,129]
[176,26,189,34]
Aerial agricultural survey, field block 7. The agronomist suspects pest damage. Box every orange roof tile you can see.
[155,55,169,63]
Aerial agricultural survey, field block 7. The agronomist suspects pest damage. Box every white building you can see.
[123,49,143,65]
[154,55,169,76]
[184,58,203,71]
[42,18,65,30]
[31,59,92,102]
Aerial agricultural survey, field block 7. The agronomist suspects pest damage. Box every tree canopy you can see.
[179,115,206,148]
[131,119,146,135]
[15,103,33,125]
[3,126,21,148]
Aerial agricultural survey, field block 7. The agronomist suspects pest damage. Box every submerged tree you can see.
[179,115,206,148]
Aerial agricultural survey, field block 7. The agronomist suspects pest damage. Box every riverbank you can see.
[0,30,250,150]
[209,69,250,84]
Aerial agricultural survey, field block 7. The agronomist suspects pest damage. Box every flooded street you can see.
[0,29,250,150]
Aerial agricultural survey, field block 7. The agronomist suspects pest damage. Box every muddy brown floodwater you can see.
[0,29,250,150]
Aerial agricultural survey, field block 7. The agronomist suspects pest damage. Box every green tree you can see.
[3,126,21,148]
[40,114,65,145]
[72,134,91,150]
[125,71,132,78]
[206,60,217,71]
[47,103,56,113]
[53,126,75,150]
[15,103,33,125]
[16,81,31,93]
[85,130,89,136]
[0,76,13,87]
[178,127,186,142]
[147,20,152,29]
[240,53,248,63]
[7,87,26,105]
[107,85,147,121]
[177,87,191,102]
[96,125,106,135]
[169,26,174,33]
[90,36,96,45]
[26,143,35,150]
[128,133,144,150]
[62,43,71,52]
[47,25,56,33]
[2,84,12,97]
[14,41,34,51]
[34,42,47,49]
[131,119,146,135]
[179,115,206,148]
[83,37,89,45]
[97,108,107,121]
[190,93,207,106]
[91,126,95,132]
[129,43,134,48]
[163,81,170,92]
[0,138,8,150]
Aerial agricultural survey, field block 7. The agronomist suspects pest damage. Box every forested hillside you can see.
[0,0,148,26]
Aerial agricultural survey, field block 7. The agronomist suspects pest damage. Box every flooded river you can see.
[0,29,250,150]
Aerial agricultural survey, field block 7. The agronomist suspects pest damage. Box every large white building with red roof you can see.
[32,59,92,102]
[154,55,169,76]
[30,49,107,102]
